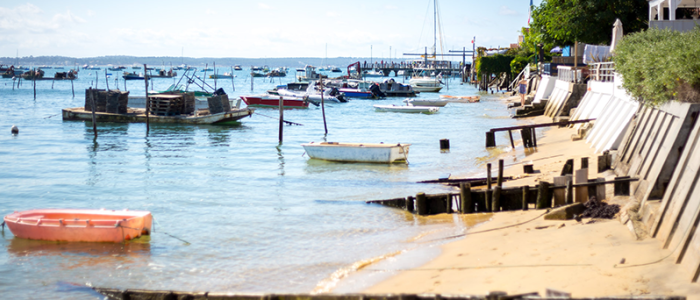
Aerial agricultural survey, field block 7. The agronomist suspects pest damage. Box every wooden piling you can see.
[446,194,452,212]
[105,69,110,90]
[565,178,573,204]
[522,185,529,210]
[32,68,36,99]
[531,127,537,147]
[485,131,496,148]
[88,88,97,139]
[460,183,472,213]
[406,196,415,213]
[536,181,551,209]
[416,192,428,216]
[486,163,492,211]
[213,62,217,91]
[71,77,74,97]
[439,139,450,150]
[143,64,150,134]
[521,128,532,148]
[95,71,98,89]
[230,66,236,91]
[251,73,254,91]
[497,159,504,187]
[492,186,501,212]
[508,130,515,149]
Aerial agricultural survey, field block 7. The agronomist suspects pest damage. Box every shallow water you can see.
[0,68,520,298]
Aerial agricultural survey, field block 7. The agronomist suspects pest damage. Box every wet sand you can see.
[362,96,700,299]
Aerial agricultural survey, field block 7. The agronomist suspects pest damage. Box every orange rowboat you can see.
[3,209,152,243]
[438,95,480,103]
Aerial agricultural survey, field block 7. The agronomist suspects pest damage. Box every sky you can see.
[0,0,542,59]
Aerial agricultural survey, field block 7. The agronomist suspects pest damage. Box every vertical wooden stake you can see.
[71,77,74,97]
[278,96,284,143]
[320,80,328,134]
[143,64,150,134]
[52,77,55,89]
[95,71,98,89]
[565,178,574,204]
[508,130,515,149]
[32,68,36,99]
[497,159,504,187]
[416,192,428,216]
[460,183,472,213]
[492,186,501,212]
[213,62,217,91]
[536,181,551,209]
[105,69,110,90]
[251,73,254,91]
[486,163,492,212]
[405,196,415,213]
[88,88,98,139]
[522,185,530,210]
[531,127,537,147]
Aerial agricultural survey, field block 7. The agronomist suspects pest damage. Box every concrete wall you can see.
[533,75,556,104]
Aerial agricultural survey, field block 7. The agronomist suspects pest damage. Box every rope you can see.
[254,112,303,126]
[423,210,550,243]
[613,215,695,269]
[152,217,191,245]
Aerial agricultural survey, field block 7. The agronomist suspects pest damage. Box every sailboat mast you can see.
[433,0,437,59]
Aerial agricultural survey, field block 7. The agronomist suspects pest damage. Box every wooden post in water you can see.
[531,128,537,147]
[213,62,217,91]
[536,181,551,209]
[565,178,573,204]
[405,196,415,213]
[32,68,36,99]
[88,88,98,139]
[416,192,428,216]
[320,80,328,134]
[486,163,492,212]
[485,131,495,148]
[124,78,127,91]
[143,64,150,134]
[52,76,55,89]
[522,185,530,210]
[278,96,284,143]
[460,183,472,213]
[251,73,254,91]
[95,71,98,89]
[71,77,74,97]
[508,130,515,149]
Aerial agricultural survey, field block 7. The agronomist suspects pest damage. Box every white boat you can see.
[301,142,410,164]
[277,81,346,105]
[373,104,439,114]
[409,76,443,92]
[439,95,480,103]
[403,98,448,107]
[363,69,385,77]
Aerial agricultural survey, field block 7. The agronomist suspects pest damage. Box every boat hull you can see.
[439,95,480,103]
[302,142,410,164]
[241,95,309,108]
[62,107,254,124]
[338,88,373,98]
[4,209,152,243]
[404,99,448,107]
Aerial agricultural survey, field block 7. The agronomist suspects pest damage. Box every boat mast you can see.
[433,0,437,60]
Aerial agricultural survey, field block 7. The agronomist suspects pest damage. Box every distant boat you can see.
[403,98,448,107]
[330,67,342,72]
[301,142,411,164]
[233,65,242,71]
[210,73,235,79]
[373,104,439,114]
[200,68,213,72]
[122,71,144,80]
[3,209,152,243]
[409,76,443,92]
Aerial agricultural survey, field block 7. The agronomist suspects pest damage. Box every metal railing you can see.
[557,66,582,83]
[588,62,615,82]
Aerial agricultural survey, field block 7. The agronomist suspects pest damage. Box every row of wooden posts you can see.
[368,156,634,216]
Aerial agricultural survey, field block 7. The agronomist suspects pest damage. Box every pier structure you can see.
[359,61,467,77]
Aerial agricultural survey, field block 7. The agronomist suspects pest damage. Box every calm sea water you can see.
[0,67,521,299]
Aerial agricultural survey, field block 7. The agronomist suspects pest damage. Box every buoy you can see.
[11,125,18,134]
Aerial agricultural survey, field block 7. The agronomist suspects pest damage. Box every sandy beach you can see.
[363,95,700,299]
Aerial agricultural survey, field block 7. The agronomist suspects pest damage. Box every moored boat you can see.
[301,142,410,164]
[409,76,443,92]
[373,104,439,114]
[439,95,480,103]
[3,209,152,243]
[403,98,448,107]
[240,94,309,108]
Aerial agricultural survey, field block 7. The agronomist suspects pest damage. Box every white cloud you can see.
[258,3,271,10]
[53,10,86,24]
[86,9,95,17]
[326,11,338,17]
[499,6,518,16]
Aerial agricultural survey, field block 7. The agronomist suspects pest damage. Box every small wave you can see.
[311,250,405,294]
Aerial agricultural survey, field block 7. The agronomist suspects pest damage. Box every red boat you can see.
[3,209,152,243]
[240,94,309,108]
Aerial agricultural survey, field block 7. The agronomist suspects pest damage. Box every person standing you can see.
[518,78,528,103]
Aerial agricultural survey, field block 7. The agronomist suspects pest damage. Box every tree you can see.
[529,0,648,46]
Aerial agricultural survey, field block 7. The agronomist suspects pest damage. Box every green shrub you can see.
[511,56,530,77]
[477,54,514,80]
[614,27,700,106]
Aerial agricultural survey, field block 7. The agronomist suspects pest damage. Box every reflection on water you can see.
[0,73,526,298]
